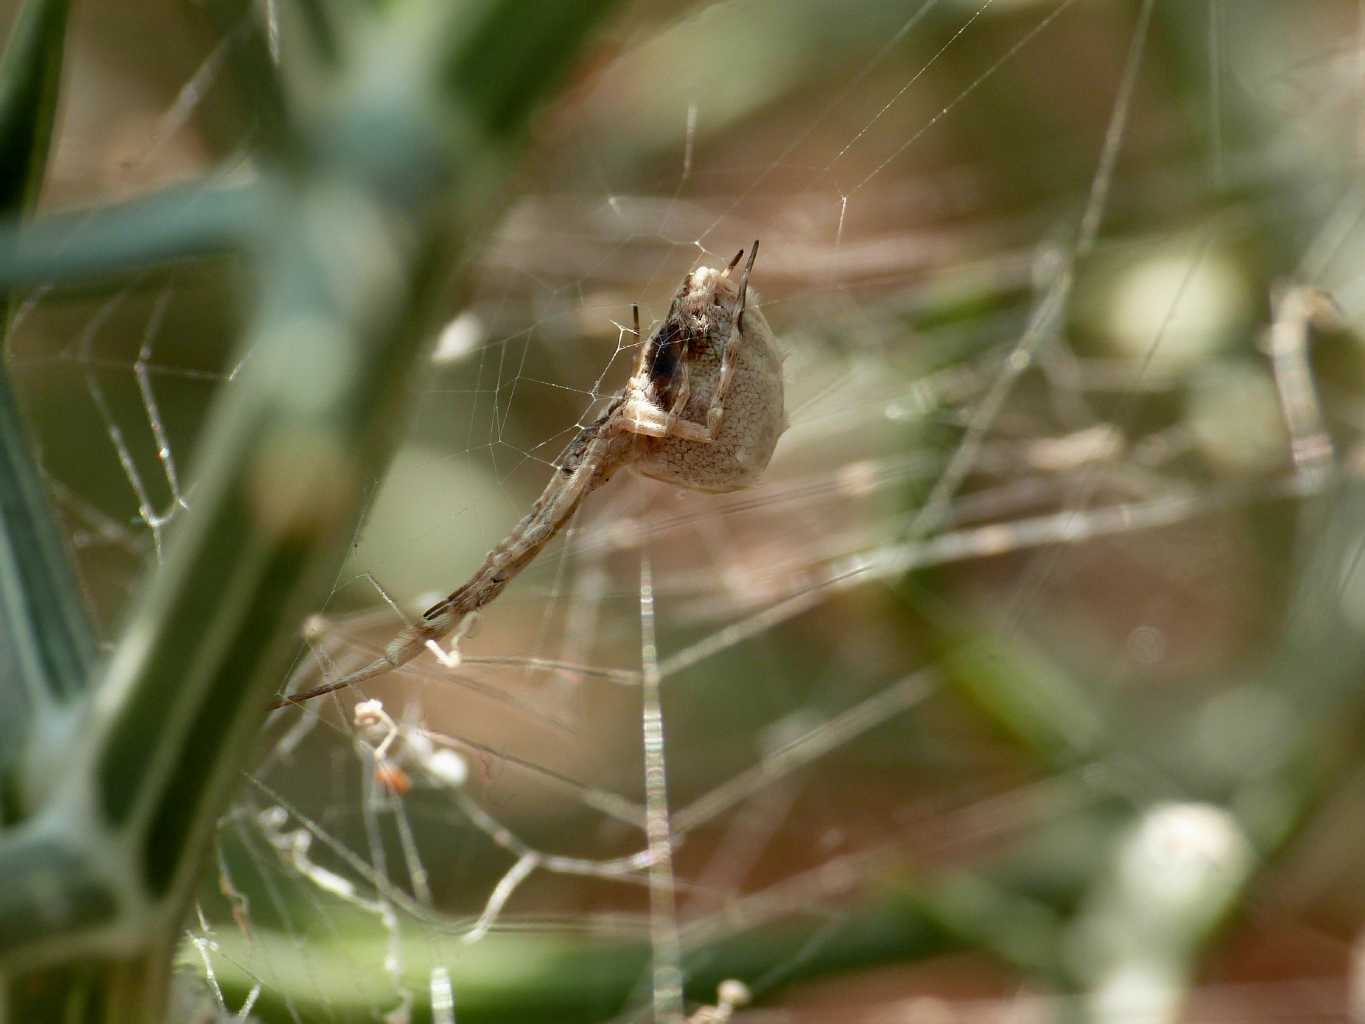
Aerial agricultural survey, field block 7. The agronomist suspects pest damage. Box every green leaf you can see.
[0,0,68,216]
[0,0,92,804]
[0,181,260,290]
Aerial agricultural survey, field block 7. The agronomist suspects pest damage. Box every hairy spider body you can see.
[275,244,784,708]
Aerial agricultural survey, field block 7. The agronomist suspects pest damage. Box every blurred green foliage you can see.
[6,1,1365,1022]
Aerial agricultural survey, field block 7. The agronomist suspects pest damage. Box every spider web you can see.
[10,1,1365,1021]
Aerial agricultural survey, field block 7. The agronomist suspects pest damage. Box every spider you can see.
[274,242,785,708]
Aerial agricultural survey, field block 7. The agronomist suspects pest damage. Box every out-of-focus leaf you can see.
[0,0,92,798]
[0,0,68,216]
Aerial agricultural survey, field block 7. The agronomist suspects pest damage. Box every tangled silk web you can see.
[12,1,1365,1021]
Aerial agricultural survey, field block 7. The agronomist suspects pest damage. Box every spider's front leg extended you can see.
[700,241,760,438]
[272,405,636,709]
[419,401,637,625]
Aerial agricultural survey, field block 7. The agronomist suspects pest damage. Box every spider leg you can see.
[701,239,759,436]
[620,393,697,438]
[618,358,718,442]
[666,357,691,425]
[274,414,634,710]
[736,240,758,328]
[428,425,621,618]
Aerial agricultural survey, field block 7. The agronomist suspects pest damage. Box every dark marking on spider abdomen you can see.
[646,319,687,408]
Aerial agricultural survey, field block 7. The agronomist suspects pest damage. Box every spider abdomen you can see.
[637,297,786,492]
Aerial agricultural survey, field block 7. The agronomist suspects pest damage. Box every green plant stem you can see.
[198,882,965,1024]
[0,0,93,815]
[0,0,67,213]
[0,181,261,288]
[0,2,621,1020]
[0,372,94,781]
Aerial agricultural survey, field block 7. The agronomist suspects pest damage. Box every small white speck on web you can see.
[431,310,484,365]
[717,979,750,1008]
[426,749,468,788]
